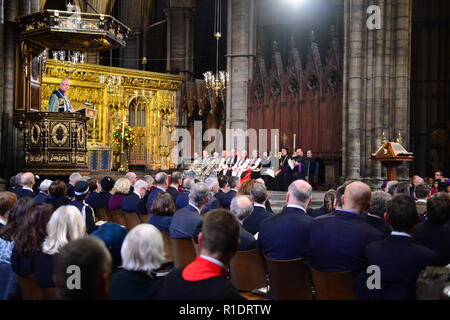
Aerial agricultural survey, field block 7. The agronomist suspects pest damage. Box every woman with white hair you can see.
[34,205,86,288]
[108,224,165,300]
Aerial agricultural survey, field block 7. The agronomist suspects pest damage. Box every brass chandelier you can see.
[203,0,229,97]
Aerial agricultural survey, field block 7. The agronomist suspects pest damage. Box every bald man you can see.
[18,172,36,198]
[308,181,384,274]
[257,180,313,260]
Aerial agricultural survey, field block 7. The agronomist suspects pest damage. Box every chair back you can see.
[230,249,267,291]
[124,212,141,230]
[170,238,198,269]
[139,214,151,224]
[95,207,110,221]
[18,275,56,300]
[264,256,314,300]
[110,210,126,227]
[160,231,173,262]
[310,267,356,300]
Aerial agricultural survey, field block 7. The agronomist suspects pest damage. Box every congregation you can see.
[0,169,449,300]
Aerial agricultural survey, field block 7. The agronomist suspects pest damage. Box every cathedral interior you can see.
[0,0,449,186]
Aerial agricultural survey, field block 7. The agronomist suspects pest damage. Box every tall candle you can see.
[293,134,296,150]
[274,135,277,153]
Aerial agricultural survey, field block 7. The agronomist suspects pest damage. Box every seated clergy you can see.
[150,209,244,300]
[353,195,439,300]
[308,182,384,274]
[230,196,256,250]
[122,180,148,215]
[169,182,209,242]
[258,180,313,260]
[243,183,273,235]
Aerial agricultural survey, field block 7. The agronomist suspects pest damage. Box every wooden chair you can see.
[18,275,56,300]
[160,231,173,262]
[264,256,314,300]
[170,238,198,269]
[110,210,126,227]
[230,249,267,292]
[139,214,152,224]
[309,267,356,300]
[124,212,141,230]
[95,207,110,222]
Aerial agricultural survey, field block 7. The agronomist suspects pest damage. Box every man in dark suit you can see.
[412,193,450,266]
[362,191,392,238]
[258,180,313,260]
[34,179,52,203]
[308,181,384,274]
[167,171,182,203]
[409,175,424,198]
[414,183,429,221]
[221,176,240,210]
[122,180,148,215]
[169,182,209,242]
[215,175,229,204]
[353,195,439,300]
[303,150,319,187]
[244,183,273,235]
[18,172,36,198]
[146,172,168,213]
[201,177,221,215]
[151,209,244,300]
[67,172,82,200]
[176,177,192,209]
[230,195,256,250]
[8,173,23,197]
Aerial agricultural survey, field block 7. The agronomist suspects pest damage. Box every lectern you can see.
[371,141,414,181]
[14,112,90,175]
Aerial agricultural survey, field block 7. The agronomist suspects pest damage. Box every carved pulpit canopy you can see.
[16,10,130,51]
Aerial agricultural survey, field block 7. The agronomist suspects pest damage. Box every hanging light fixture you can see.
[203,0,229,97]
[99,49,123,94]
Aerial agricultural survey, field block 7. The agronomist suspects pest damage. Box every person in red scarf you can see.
[150,209,245,300]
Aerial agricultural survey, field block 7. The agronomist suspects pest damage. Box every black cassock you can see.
[275,156,292,191]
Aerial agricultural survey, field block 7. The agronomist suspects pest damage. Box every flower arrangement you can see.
[113,123,136,148]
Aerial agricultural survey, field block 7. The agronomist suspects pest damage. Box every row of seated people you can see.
[2,170,450,300]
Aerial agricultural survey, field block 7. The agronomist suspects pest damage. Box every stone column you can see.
[225,0,256,133]
[119,0,144,70]
[30,0,39,13]
[2,0,21,177]
[342,0,412,184]
[164,0,195,80]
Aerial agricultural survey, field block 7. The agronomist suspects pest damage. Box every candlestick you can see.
[293,134,296,151]
[274,135,277,153]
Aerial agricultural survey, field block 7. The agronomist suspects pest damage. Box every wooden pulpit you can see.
[371,142,414,181]
[14,112,90,175]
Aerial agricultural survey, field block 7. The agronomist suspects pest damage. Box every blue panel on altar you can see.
[88,147,113,171]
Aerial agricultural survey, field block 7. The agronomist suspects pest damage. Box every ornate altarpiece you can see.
[40,60,183,171]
